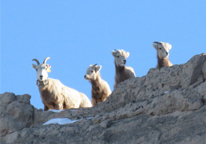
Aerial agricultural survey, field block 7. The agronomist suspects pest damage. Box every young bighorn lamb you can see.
[84,64,111,106]
[152,41,173,68]
[112,49,136,88]
[32,57,92,111]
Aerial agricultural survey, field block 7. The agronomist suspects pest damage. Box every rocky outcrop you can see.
[1,54,206,144]
[0,93,34,137]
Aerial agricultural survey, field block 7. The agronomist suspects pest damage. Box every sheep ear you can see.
[95,65,102,72]
[32,64,37,70]
[166,43,172,50]
[46,64,51,72]
[111,51,116,57]
[126,52,130,58]
[152,43,158,50]
[46,64,51,68]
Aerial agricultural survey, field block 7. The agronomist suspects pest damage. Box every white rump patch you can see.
[43,118,78,125]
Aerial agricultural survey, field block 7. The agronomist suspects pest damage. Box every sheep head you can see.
[84,64,102,81]
[32,57,51,81]
[111,49,130,67]
[152,41,172,59]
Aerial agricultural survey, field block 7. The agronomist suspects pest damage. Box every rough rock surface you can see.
[1,54,206,144]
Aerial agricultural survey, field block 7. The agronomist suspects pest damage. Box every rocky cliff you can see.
[1,54,206,144]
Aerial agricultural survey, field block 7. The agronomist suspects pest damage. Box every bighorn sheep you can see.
[32,57,92,111]
[84,64,111,106]
[112,49,136,88]
[152,41,173,68]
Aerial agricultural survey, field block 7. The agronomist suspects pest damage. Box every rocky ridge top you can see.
[1,54,206,144]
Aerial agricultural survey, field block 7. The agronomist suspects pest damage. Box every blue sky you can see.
[1,1,206,109]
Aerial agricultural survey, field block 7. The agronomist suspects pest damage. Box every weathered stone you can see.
[0,93,34,137]
[1,54,206,144]
[16,94,31,104]
[0,92,16,105]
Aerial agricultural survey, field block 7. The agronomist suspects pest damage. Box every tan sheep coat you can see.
[38,78,92,111]
[157,57,173,68]
[114,64,135,88]
[90,73,111,106]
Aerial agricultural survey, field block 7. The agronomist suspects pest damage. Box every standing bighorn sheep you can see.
[112,49,136,88]
[84,64,111,106]
[32,57,92,111]
[152,41,173,68]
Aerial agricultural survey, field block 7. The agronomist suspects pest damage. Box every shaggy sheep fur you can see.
[37,78,92,110]
[32,57,92,111]
[84,64,111,106]
[112,49,136,88]
[152,41,173,68]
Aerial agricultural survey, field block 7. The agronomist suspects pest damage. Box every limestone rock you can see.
[1,54,206,144]
[0,92,34,138]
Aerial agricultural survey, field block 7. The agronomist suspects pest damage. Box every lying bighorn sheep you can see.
[112,49,136,88]
[32,57,92,111]
[152,41,173,68]
[84,64,111,106]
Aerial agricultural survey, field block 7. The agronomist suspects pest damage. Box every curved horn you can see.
[43,57,50,64]
[32,59,40,65]
[93,63,97,66]
[153,41,161,44]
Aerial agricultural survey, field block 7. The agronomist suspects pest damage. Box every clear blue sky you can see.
[1,1,206,109]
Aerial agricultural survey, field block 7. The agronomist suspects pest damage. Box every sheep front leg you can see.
[91,98,97,106]
[44,104,49,111]
[55,104,63,110]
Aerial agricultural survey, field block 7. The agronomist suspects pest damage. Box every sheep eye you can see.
[117,56,119,58]
[159,48,162,50]
[91,70,94,73]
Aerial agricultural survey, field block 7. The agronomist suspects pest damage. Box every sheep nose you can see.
[40,75,43,79]
[84,75,86,78]
[123,60,126,64]
[166,52,168,55]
